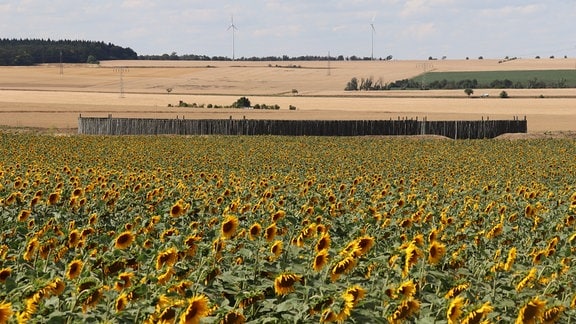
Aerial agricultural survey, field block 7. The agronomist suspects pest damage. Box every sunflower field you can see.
[1,133,576,323]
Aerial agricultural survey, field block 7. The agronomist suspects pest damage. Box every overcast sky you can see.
[1,0,575,60]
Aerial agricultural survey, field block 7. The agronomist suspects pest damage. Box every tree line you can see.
[346,76,572,91]
[0,38,138,65]
[139,53,394,62]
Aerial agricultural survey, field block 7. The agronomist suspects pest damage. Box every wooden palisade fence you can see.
[78,115,527,139]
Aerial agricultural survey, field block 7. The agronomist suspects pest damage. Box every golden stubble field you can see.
[1,58,576,133]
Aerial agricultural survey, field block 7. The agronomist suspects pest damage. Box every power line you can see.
[113,66,129,98]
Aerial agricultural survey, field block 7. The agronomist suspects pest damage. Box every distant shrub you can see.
[233,97,251,108]
[499,91,509,98]
[289,105,297,110]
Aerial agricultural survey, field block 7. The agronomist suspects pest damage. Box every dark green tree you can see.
[345,77,359,91]
[233,97,251,108]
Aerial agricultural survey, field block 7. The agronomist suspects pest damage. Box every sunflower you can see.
[396,280,416,299]
[222,311,246,324]
[516,268,537,292]
[315,233,331,253]
[66,260,84,280]
[157,267,174,285]
[68,229,81,248]
[264,223,277,242]
[81,288,102,313]
[47,191,60,206]
[17,209,31,222]
[168,280,192,296]
[114,231,135,250]
[532,250,546,264]
[221,215,239,239]
[29,196,40,208]
[143,239,153,249]
[516,297,546,324]
[447,296,465,324]
[160,228,179,242]
[445,283,470,299]
[412,234,425,247]
[271,210,286,222]
[114,272,135,291]
[43,277,66,296]
[403,242,423,277]
[525,204,536,217]
[461,302,492,324]
[504,247,517,271]
[274,273,302,295]
[239,292,264,309]
[23,237,39,262]
[115,293,129,312]
[352,236,375,257]
[388,298,420,324]
[0,301,12,324]
[428,240,447,265]
[486,223,503,239]
[330,256,357,282]
[169,201,185,218]
[320,308,338,323]
[428,228,439,243]
[213,238,225,258]
[184,235,200,256]
[0,268,11,283]
[270,240,283,259]
[343,285,365,307]
[156,247,179,270]
[88,213,98,225]
[180,294,211,324]
[542,306,564,323]
[313,250,330,272]
[249,223,262,240]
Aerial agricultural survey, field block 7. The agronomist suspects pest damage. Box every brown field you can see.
[1,58,576,133]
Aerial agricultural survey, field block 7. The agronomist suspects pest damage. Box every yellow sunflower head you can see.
[264,223,277,242]
[221,215,239,239]
[270,240,283,259]
[17,209,32,222]
[315,233,331,253]
[115,293,129,312]
[428,240,447,265]
[447,296,465,324]
[313,250,330,272]
[0,301,13,324]
[517,297,546,324]
[180,294,211,324]
[156,247,179,270]
[274,273,302,295]
[114,231,135,250]
[396,280,417,299]
[66,259,84,280]
[249,223,262,240]
[169,201,185,218]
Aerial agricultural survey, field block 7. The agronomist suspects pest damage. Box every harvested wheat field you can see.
[1,58,576,133]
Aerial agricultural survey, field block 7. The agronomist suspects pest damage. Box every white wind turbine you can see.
[370,16,376,60]
[228,15,238,61]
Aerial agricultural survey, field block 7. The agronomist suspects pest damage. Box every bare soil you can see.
[1,59,575,134]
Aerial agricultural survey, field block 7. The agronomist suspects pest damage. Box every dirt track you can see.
[1,59,576,133]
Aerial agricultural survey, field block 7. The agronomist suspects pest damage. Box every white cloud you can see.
[1,0,574,59]
[480,4,543,17]
[402,22,436,39]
